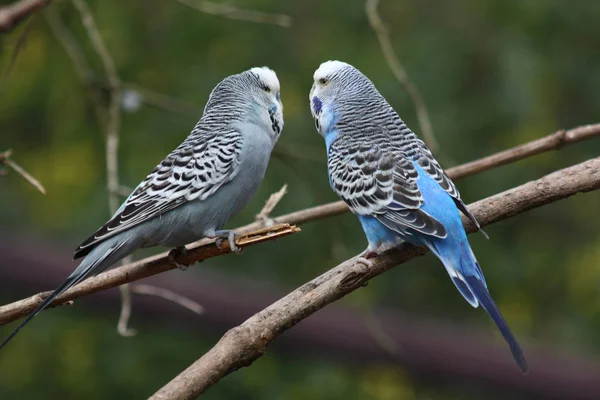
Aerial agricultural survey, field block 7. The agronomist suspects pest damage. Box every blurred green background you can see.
[1,0,600,399]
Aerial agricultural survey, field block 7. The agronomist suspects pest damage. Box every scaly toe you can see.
[357,256,373,267]
[168,247,190,271]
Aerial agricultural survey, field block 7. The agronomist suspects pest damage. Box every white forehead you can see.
[313,60,351,80]
[250,67,280,90]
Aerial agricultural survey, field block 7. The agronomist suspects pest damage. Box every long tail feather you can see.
[0,238,130,350]
[0,275,82,350]
[465,274,529,373]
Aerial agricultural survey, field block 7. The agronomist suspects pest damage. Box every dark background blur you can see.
[1,0,600,399]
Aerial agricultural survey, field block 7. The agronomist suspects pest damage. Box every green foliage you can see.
[1,0,600,398]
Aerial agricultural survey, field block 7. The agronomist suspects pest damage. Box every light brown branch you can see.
[235,122,600,232]
[255,184,287,227]
[151,156,600,399]
[130,284,204,315]
[365,0,437,153]
[449,123,600,179]
[70,0,132,334]
[0,223,300,325]
[0,149,46,194]
[0,0,50,33]
[174,0,292,28]
[117,282,137,337]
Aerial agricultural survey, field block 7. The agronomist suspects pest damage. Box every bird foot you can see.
[257,215,275,228]
[168,246,190,271]
[357,249,378,267]
[214,230,243,255]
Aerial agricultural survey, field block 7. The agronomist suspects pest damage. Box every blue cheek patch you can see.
[312,96,323,114]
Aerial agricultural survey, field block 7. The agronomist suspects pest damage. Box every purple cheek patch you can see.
[312,97,323,114]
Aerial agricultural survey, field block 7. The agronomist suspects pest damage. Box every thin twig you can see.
[151,156,600,399]
[44,6,107,125]
[0,0,50,33]
[71,0,121,213]
[117,282,137,337]
[449,124,600,180]
[255,184,287,227]
[70,0,130,334]
[131,284,204,315]
[0,149,46,194]
[174,0,292,28]
[111,185,132,198]
[0,223,301,325]
[365,0,438,154]
[121,82,200,118]
[0,14,36,92]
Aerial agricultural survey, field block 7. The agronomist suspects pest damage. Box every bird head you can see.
[310,60,362,136]
[247,67,284,140]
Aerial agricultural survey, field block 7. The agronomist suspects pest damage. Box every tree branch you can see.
[4,231,600,400]
[151,156,600,399]
[130,284,204,315]
[0,0,50,33]
[71,0,122,214]
[255,184,287,227]
[235,123,600,230]
[0,149,46,194]
[449,123,600,179]
[174,0,292,28]
[44,5,108,127]
[1,14,36,91]
[1,123,598,326]
[0,223,300,325]
[365,0,437,153]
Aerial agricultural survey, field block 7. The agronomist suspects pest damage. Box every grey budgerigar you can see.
[1,67,284,349]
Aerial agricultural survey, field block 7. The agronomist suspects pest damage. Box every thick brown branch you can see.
[151,157,600,399]
[0,0,50,33]
[0,224,300,325]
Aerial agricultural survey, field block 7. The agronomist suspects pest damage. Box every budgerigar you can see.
[309,61,527,372]
[1,67,283,349]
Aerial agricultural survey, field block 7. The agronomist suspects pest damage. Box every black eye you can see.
[319,78,328,85]
[263,85,271,93]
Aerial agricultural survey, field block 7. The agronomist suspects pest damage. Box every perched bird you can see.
[309,60,527,372]
[1,67,284,349]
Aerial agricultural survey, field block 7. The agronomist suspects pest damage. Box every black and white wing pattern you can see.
[391,118,485,235]
[74,130,243,259]
[413,137,486,235]
[327,138,447,238]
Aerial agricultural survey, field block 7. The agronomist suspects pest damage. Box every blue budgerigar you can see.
[1,67,284,349]
[309,60,527,372]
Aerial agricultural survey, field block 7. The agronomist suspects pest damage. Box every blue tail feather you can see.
[465,274,529,373]
[428,239,528,373]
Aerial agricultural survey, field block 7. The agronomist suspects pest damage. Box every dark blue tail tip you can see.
[518,360,530,375]
[513,351,529,375]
